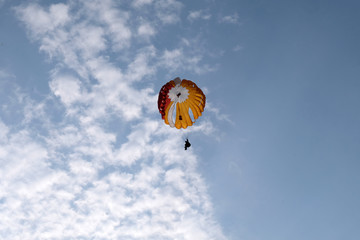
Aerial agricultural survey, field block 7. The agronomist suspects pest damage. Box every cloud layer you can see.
[0,1,227,239]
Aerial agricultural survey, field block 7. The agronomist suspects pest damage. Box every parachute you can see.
[158,77,206,129]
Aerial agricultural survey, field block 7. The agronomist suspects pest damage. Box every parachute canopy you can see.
[158,77,206,129]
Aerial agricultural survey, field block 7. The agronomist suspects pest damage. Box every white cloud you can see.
[125,46,157,81]
[5,0,228,239]
[0,120,8,142]
[206,102,233,124]
[49,75,83,106]
[22,98,47,125]
[161,48,183,69]
[72,25,107,58]
[115,119,159,166]
[0,69,15,79]
[233,44,243,52]
[138,22,156,38]
[221,13,240,24]
[82,0,132,50]
[155,0,183,24]
[15,3,70,36]
[132,0,182,26]
[159,47,217,74]
[132,0,154,8]
[188,9,211,21]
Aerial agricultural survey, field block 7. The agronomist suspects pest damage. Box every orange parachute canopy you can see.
[158,77,206,129]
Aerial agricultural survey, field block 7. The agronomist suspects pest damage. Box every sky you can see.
[0,0,360,239]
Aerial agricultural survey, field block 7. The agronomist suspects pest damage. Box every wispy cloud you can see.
[233,44,243,52]
[188,9,211,21]
[1,0,228,239]
[15,3,71,36]
[220,13,240,24]
[0,69,15,79]
[137,22,157,39]
[132,0,154,8]
[154,0,183,24]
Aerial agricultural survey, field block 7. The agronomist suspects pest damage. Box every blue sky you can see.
[1,0,360,239]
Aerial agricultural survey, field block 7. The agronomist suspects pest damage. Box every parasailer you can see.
[184,138,191,150]
[158,77,206,150]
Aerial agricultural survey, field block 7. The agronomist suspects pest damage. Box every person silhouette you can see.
[184,138,191,150]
